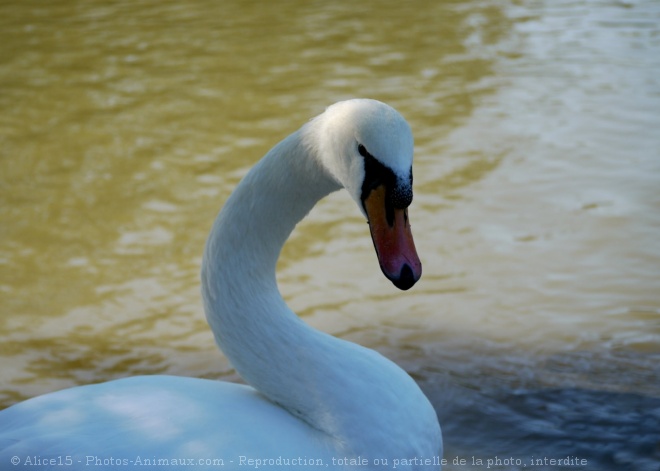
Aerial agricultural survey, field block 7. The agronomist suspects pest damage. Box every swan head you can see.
[307,99,422,290]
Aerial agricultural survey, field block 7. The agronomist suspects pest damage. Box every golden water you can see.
[1,0,659,469]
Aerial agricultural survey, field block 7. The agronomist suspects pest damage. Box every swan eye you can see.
[357,144,369,158]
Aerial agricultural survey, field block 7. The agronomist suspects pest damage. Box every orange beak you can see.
[363,184,422,290]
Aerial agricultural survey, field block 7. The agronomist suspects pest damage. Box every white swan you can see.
[0,99,442,470]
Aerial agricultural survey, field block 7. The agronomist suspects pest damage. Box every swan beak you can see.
[363,185,422,290]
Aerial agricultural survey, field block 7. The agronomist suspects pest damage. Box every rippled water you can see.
[1,1,659,469]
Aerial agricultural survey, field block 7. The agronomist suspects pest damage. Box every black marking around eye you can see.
[359,143,413,218]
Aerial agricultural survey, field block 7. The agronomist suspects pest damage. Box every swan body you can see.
[0,99,442,469]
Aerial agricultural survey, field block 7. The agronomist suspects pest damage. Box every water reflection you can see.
[1,0,659,469]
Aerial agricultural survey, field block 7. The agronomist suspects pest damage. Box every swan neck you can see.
[201,128,338,386]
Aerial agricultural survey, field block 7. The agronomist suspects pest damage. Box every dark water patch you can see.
[423,380,660,471]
